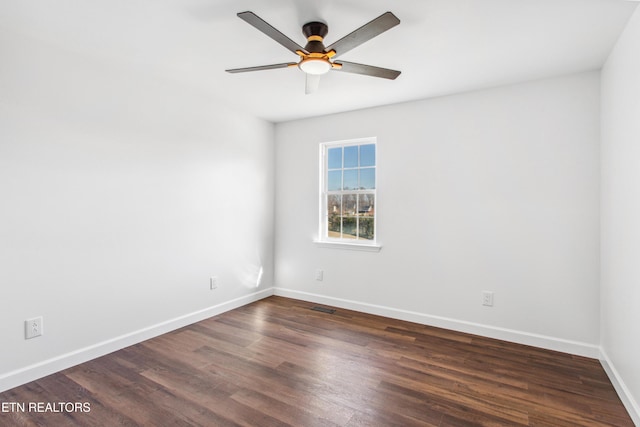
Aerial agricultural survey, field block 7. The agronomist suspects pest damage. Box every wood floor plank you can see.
[0,296,633,426]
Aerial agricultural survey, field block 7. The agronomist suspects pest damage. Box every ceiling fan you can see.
[225,11,401,94]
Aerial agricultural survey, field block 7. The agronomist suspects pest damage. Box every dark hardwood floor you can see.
[0,296,633,426]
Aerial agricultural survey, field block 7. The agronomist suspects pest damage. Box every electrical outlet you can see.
[315,269,324,281]
[482,291,494,307]
[210,276,218,290]
[25,317,43,339]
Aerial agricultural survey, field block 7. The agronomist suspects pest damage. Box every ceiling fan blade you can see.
[226,62,296,73]
[326,12,400,58]
[333,61,401,80]
[305,74,321,94]
[237,11,309,55]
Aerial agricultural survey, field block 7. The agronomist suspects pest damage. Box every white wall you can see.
[0,30,275,390]
[275,72,601,354]
[601,5,640,423]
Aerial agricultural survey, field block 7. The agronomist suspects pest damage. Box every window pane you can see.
[344,146,358,168]
[360,144,375,167]
[328,147,342,169]
[358,194,374,240]
[359,168,375,190]
[343,194,357,216]
[342,216,357,239]
[327,195,341,238]
[358,194,374,216]
[343,170,358,190]
[328,170,342,191]
[358,217,374,240]
[327,194,342,216]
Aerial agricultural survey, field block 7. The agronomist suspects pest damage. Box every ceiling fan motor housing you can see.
[302,21,329,52]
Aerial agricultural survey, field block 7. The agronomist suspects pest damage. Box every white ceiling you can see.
[1,0,637,122]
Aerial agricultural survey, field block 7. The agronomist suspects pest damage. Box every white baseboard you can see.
[273,288,601,358]
[0,287,275,393]
[600,349,640,426]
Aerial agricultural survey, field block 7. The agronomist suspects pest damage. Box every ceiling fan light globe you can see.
[299,58,331,75]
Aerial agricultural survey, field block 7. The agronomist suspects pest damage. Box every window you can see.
[319,138,378,247]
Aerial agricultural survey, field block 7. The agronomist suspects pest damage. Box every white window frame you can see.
[316,137,381,252]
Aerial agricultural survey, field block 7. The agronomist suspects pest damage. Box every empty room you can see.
[1,0,639,425]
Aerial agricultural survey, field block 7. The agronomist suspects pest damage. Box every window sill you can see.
[313,240,382,252]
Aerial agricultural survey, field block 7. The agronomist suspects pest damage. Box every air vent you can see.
[310,306,336,314]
